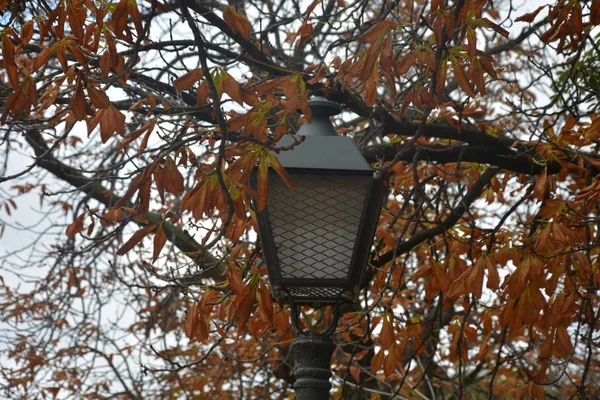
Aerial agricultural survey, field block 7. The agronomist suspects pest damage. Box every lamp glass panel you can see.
[267,174,369,281]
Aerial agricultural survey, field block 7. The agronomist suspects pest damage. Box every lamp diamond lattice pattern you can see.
[268,176,368,282]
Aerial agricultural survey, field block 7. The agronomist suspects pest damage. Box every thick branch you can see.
[362,142,558,175]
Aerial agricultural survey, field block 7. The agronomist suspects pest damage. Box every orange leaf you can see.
[2,36,19,88]
[256,155,269,212]
[21,21,34,46]
[227,267,247,296]
[223,6,252,39]
[152,226,167,263]
[184,302,199,340]
[485,256,500,290]
[380,315,394,350]
[383,344,396,377]
[370,348,384,373]
[86,83,111,109]
[32,46,53,73]
[71,80,87,121]
[257,282,273,324]
[66,213,85,237]
[117,226,152,255]
[174,68,203,91]
[515,6,545,23]
[358,20,395,43]
[161,158,184,195]
[232,291,254,328]
[592,0,600,25]
[267,153,294,189]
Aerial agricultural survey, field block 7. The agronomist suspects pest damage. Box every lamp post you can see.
[254,97,384,399]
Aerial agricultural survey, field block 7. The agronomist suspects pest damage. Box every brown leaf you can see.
[136,173,151,214]
[592,0,600,25]
[358,20,395,43]
[21,21,34,46]
[99,51,112,78]
[370,348,384,373]
[152,226,167,263]
[554,325,572,359]
[383,344,396,377]
[515,6,546,23]
[160,158,184,195]
[396,52,416,75]
[480,18,509,38]
[174,68,203,91]
[232,291,254,328]
[223,6,252,39]
[86,83,111,109]
[267,153,294,189]
[184,302,199,340]
[256,156,268,212]
[380,315,394,350]
[227,267,247,296]
[71,80,87,121]
[98,106,126,143]
[2,35,19,88]
[32,46,53,73]
[486,255,500,290]
[117,226,152,255]
[451,58,476,97]
[256,282,273,324]
[66,213,85,237]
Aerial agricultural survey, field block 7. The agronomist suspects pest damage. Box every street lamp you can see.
[253,97,385,399]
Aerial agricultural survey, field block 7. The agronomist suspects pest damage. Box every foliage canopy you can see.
[1,0,600,398]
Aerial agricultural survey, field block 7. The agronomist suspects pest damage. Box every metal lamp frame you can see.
[256,169,383,305]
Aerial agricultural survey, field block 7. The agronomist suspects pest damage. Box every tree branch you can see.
[23,129,226,282]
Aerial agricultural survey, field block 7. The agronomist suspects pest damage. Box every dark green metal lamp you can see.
[254,97,384,399]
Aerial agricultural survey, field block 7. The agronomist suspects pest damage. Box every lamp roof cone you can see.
[254,97,384,305]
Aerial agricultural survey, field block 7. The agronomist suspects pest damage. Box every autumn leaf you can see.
[174,68,204,91]
[256,281,273,324]
[117,225,153,255]
[87,105,126,143]
[86,83,111,109]
[379,314,394,350]
[70,80,87,121]
[485,255,500,290]
[2,35,19,88]
[66,213,85,237]
[226,267,247,296]
[256,155,269,212]
[152,225,167,263]
[223,6,252,39]
[370,348,384,373]
[160,157,184,195]
[267,153,294,189]
[358,20,395,43]
[592,0,600,24]
[20,21,34,46]
[232,290,255,328]
[383,344,397,377]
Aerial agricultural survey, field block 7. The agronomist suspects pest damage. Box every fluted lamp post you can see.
[254,97,384,400]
